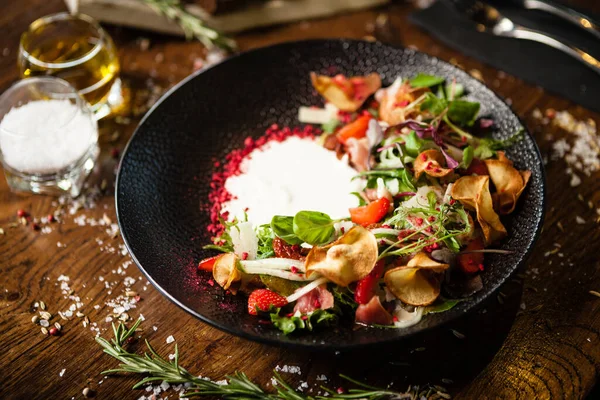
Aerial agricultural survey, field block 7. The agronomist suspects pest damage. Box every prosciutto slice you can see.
[355,296,393,325]
[293,285,334,314]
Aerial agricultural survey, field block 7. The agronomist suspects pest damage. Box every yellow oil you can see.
[20,34,120,110]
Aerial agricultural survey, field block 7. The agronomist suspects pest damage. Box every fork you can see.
[516,0,600,40]
[451,0,600,75]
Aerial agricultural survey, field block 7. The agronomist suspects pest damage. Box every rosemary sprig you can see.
[96,318,451,399]
[139,0,237,51]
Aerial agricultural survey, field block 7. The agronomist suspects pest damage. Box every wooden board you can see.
[67,0,390,34]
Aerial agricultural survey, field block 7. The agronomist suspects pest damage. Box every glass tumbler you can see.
[19,12,122,119]
[0,77,99,196]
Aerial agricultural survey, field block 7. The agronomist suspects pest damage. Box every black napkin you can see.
[409,0,600,113]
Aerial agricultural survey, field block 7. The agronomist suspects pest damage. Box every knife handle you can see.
[523,0,600,40]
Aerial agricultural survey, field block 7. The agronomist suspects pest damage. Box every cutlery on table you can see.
[513,0,600,40]
[451,0,600,74]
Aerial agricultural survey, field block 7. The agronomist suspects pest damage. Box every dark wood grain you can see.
[1,1,600,399]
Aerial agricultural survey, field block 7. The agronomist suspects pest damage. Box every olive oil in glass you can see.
[19,13,121,119]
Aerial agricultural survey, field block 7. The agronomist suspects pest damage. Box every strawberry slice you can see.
[198,255,219,272]
[457,237,485,274]
[465,158,489,176]
[247,289,288,315]
[349,197,391,227]
[354,260,385,304]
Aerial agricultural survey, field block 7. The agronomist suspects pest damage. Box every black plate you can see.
[116,39,545,350]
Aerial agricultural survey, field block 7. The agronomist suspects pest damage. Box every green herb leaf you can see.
[271,216,303,245]
[447,100,480,127]
[409,73,445,88]
[404,131,424,157]
[400,168,417,192]
[270,309,337,335]
[424,299,462,314]
[427,191,437,210]
[420,92,448,116]
[322,119,340,134]
[461,145,474,169]
[293,211,335,245]
[256,224,275,259]
[332,286,358,310]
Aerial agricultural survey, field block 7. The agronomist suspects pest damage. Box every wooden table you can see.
[2,1,600,399]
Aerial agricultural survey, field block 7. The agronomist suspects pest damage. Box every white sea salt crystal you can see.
[0,100,96,174]
[59,368,66,377]
[166,335,175,344]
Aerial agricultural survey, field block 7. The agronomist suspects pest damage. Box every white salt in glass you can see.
[0,77,98,196]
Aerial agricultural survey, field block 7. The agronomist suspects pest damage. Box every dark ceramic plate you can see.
[116,39,545,350]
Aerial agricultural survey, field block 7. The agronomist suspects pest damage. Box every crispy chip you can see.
[451,175,507,245]
[413,149,453,179]
[384,252,448,306]
[485,155,531,215]
[384,267,442,306]
[310,72,381,112]
[213,253,242,293]
[305,226,378,286]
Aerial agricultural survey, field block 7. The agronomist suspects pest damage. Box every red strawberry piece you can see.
[465,158,489,176]
[247,289,288,315]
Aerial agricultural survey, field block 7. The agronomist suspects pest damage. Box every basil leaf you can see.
[404,131,424,157]
[420,92,448,116]
[271,216,303,245]
[447,100,480,127]
[293,211,335,245]
[367,108,379,118]
[461,145,474,168]
[409,73,445,88]
[322,119,340,134]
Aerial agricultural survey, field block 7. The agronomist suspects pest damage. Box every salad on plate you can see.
[198,70,531,334]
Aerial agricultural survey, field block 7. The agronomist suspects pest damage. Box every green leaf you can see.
[404,131,424,157]
[332,286,358,310]
[399,168,416,192]
[447,100,480,127]
[409,73,445,88]
[271,216,303,245]
[255,224,275,259]
[424,299,462,314]
[270,309,338,335]
[322,119,340,134]
[461,145,474,169]
[427,191,437,210]
[420,92,448,116]
[293,211,335,245]
[476,128,525,158]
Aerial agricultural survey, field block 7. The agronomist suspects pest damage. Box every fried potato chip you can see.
[484,154,531,215]
[451,175,507,245]
[310,72,381,112]
[213,253,242,293]
[384,267,442,306]
[383,252,448,306]
[407,252,450,272]
[413,149,453,180]
[305,226,378,286]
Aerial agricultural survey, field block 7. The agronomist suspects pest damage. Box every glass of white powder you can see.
[0,77,99,196]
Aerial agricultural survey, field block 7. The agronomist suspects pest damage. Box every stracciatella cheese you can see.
[221,136,362,226]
